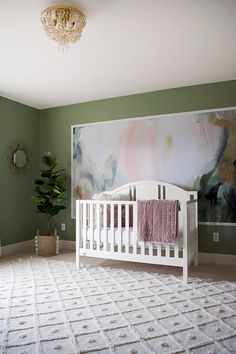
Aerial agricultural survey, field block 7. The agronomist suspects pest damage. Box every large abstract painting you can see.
[72,108,236,223]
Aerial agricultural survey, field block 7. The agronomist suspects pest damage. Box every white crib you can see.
[76,180,198,283]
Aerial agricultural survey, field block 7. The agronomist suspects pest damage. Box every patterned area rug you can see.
[0,258,236,353]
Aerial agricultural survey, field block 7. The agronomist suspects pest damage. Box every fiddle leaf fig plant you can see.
[31,151,66,235]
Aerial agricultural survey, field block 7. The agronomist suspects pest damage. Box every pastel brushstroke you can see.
[119,120,160,180]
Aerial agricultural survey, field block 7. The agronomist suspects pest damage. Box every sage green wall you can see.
[0,97,40,246]
[40,80,236,254]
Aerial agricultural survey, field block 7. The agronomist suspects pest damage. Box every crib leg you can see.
[76,248,80,270]
[183,264,188,284]
[75,240,81,269]
[194,238,199,266]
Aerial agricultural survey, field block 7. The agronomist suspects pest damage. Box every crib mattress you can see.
[83,227,183,250]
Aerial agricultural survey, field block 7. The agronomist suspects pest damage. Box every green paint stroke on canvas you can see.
[199,110,236,222]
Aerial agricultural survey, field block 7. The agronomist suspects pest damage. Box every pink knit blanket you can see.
[137,200,178,243]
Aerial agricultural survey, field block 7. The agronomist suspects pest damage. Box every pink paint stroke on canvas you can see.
[118,120,160,180]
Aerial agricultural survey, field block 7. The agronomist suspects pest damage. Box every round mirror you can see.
[14,150,27,168]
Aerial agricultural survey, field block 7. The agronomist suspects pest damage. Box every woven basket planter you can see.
[35,235,59,256]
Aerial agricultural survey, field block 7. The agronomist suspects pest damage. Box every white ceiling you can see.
[0,0,236,110]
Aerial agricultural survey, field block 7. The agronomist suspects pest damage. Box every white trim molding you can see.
[199,252,236,266]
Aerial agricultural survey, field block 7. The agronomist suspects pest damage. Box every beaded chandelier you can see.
[41,6,86,49]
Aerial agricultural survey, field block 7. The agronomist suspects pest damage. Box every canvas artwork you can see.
[72,108,236,223]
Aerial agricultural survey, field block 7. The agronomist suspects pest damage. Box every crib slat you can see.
[79,202,82,249]
[76,201,80,268]
[148,242,153,256]
[141,240,145,256]
[174,241,178,259]
[96,203,101,251]
[89,203,94,250]
[118,203,122,253]
[132,202,137,255]
[125,204,129,254]
[103,203,107,252]
[166,244,170,258]
[156,242,160,257]
[110,203,114,252]
[82,203,87,250]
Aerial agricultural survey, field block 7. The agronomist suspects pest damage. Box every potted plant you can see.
[31,151,66,256]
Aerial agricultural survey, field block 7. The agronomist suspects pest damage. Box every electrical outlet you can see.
[61,223,66,231]
[213,232,219,242]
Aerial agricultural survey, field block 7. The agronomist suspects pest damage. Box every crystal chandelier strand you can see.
[41,5,86,49]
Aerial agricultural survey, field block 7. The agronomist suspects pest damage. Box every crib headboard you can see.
[108,180,197,202]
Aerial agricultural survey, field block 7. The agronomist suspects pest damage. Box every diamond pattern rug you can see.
[0,258,236,353]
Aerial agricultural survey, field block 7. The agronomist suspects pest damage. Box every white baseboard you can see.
[1,240,34,257]
[199,252,236,266]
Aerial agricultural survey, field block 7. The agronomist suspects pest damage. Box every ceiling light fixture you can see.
[41,5,86,49]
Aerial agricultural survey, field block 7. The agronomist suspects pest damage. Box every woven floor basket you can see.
[35,235,59,256]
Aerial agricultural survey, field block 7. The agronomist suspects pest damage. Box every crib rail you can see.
[77,200,136,252]
[76,199,194,269]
